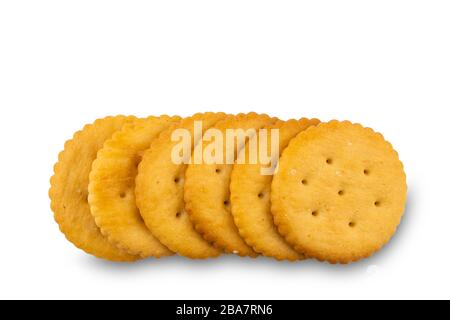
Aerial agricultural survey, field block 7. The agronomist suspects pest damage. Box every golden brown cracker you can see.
[184,113,277,257]
[50,116,140,262]
[135,113,227,259]
[88,116,181,258]
[230,118,320,261]
[271,121,407,264]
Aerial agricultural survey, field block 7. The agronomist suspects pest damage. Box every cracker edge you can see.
[49,115,141,262]
[136,112,229,259]
[230,118,320,261]
[184,112,278,258]
[88,115,181,258]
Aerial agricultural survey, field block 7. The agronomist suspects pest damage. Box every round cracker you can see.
[271,121,407,264]
[88,116,181,258]
[49,116,140,262]
[230,118,320,261]
[135,113,227,259]
[184,113,277,257]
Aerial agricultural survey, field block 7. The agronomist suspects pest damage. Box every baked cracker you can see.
[50,116,140,262]
[230,118,320,261]
[271,121,407,264]
[135,113,227,259]
[88,116,180,258]
[185,113,277,257]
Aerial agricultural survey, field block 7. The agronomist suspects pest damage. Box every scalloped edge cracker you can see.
[88,116,181,258]
[230,118,320,261]
[50,116,140,262]
[135,113,227,259]
[185,113,277,257]
[271,121,407,264]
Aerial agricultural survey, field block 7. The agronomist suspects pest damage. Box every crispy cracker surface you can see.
[135,113,227,259]
[230,118,320,261]
[271,121,407,264]
[49,116,140,262]
[88,116,180,258]
[185,113,277,257]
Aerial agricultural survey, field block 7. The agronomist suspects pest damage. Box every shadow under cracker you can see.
[81,185,414,275]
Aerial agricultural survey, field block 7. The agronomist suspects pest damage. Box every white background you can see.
[0,1,449,300]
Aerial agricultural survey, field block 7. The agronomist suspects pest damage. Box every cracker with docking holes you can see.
[184,113,277,257]
[230,118,320,261]
[135,113,227,259]
[88,116,181,258]
[271,121,407,264]
[49,116,140,262]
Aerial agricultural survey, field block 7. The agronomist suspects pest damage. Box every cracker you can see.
[271,121,407,264]
[184,113,277,257]
[135,113,227,259]
[230,118,320,261]
[49,116,140,262]
[88,116,180,258]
